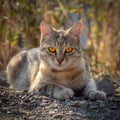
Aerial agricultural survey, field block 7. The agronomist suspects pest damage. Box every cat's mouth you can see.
[49,59,72,71]
[52,69,71,73]
[51,67,74,73]
[51,64,67,72]
[51,69,63,73]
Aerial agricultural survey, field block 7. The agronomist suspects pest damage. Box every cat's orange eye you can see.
[48,47,56,53]
[65,47,73,53]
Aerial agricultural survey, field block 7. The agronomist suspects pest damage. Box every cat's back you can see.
[6,48,40,90]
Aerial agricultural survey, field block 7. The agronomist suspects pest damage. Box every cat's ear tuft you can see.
[40,21,53,37]
[69,21,82,38]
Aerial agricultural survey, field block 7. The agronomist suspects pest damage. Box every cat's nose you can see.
[56,56,64,64]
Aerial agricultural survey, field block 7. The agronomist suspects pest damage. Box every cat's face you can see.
[39,21,82,71]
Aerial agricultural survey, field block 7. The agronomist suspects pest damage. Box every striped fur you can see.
[6,21,106,100]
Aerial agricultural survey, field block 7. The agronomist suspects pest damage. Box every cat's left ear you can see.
[68,21,82,38]
[40,21,53,37]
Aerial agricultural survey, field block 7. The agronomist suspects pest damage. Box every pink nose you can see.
[56,56,64,64]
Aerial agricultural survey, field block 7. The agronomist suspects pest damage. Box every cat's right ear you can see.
[40,21,53,37]
[68,21,83,38]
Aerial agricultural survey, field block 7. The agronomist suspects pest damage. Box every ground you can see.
[0,71,120,120]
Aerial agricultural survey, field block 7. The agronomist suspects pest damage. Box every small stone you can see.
[22,89,28,93]
[110,104,119,110]
[71,101,81,107]
[52,113,63,119]
[1,98,9,104]
[71,100,88,109]
[23,98,31,103]
[110,97,120,102]
[49,111,55,115]
[80,101,89,109]
[96,100,105,107]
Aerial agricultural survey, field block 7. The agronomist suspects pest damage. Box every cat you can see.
[6,21,106,100]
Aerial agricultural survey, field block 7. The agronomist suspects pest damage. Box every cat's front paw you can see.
[31,84,74,100]
[54,87,74,100]
[88,90,106,100]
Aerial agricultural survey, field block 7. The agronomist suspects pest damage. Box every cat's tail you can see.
[6,51,30,90]
[96,79,115,96]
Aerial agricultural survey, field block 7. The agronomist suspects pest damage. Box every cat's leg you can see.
[30,82,74,100]
[83,79,106,100]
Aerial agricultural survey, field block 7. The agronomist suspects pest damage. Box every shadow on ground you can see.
[0,71,120,120]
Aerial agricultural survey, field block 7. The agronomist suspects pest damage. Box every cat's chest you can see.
[54,72,69,81]
[52,70,88,89]
[52,70,78,85]
[40,65,81,86]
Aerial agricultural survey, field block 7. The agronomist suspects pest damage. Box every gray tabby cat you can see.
[6,21,106,100]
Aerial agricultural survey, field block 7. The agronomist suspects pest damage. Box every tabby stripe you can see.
[44,85,47,93]
[51,85,55,97]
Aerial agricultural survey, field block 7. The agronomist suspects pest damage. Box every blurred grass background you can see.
[0,0,120,78]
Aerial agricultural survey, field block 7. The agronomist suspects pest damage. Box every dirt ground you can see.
[0,71,120,120]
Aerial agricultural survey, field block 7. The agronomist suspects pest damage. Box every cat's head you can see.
[39,21,83,71]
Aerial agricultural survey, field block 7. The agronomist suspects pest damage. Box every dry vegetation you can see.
[0,0,120,76]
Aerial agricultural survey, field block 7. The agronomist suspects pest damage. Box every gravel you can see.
[0,71,120,120]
